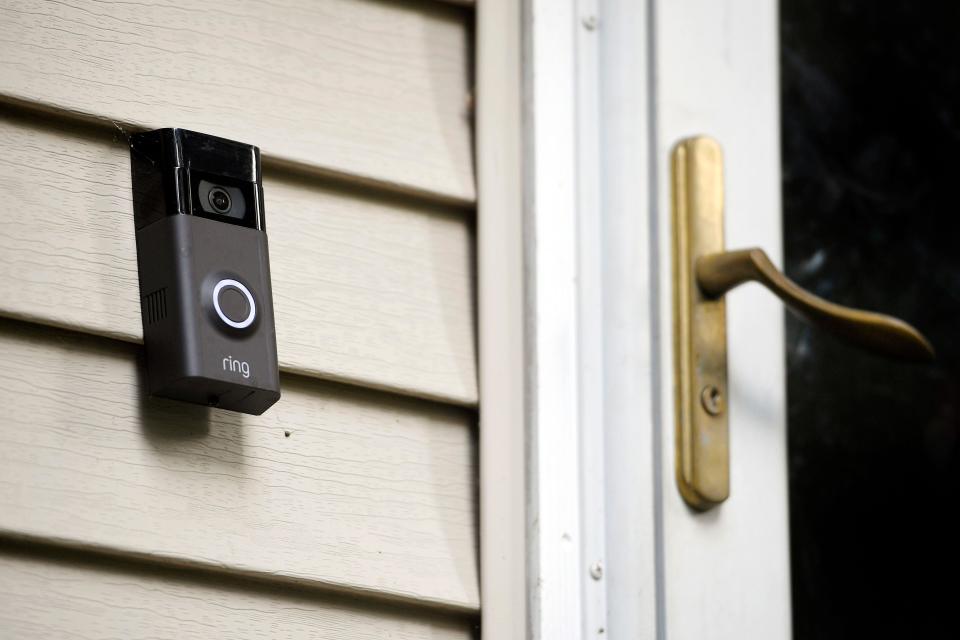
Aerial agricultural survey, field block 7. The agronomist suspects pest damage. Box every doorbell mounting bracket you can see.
[130,128,281,415]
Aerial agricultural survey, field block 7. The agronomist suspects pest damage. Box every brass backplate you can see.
[671,136,729,510]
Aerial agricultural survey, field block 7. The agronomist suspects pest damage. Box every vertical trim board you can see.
[476,0,528,638]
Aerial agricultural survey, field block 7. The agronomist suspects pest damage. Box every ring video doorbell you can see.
[130,128,281,415]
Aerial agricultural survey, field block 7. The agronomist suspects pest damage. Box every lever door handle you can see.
[696,248,934,361]
[671,136,934,511]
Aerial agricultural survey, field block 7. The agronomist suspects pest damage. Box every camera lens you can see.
[196,178,246,221]
[208,187,232,214]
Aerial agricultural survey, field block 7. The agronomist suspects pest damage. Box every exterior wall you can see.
[0,0,478,636]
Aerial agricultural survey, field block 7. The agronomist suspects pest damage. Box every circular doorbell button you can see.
[212,278,256,329]
[219,287,250,322]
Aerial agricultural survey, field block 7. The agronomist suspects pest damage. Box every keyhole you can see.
[700,385,724,416]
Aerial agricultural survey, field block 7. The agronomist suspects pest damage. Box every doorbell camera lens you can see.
[209,187,232,214]
[195,179,247,222]
[129,128,280,415]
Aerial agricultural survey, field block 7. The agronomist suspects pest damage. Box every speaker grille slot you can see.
[143,288,167,325]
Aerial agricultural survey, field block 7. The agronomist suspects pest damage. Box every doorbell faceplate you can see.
[130,128,281,415]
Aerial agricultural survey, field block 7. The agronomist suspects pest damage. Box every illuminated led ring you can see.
[212,278,256,330]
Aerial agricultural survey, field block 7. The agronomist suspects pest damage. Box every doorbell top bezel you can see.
[130,128,266,232]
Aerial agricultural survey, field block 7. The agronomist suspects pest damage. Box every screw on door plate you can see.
[700,385,724,416]
[589,561,603,580]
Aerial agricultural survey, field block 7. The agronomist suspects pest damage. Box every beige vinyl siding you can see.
[0,0,475,203]
[0,110,477,406]
[0,548,476,639]
[0,0,478,634]
[0,320,478,610]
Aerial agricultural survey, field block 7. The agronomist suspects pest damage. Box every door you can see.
[482,1,951,637]
[517,1,790,637]
[650,2,791,638]
[511,0,790,636]
[632,1,948,638]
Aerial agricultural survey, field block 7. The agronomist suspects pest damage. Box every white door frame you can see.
[478,0,658,638]
[477,1,787,638]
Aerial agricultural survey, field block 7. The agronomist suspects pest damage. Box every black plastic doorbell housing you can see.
[130,128,281,415]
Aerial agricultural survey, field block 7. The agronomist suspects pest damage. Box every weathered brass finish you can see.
[671,135,935,511]
[672,137,729,510]
[697,249,935,361]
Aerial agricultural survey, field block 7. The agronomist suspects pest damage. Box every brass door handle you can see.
[696,248,934,361]
[671,136,934,511]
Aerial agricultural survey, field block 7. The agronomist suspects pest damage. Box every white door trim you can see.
[478,1,789,638]
[596,0,662,637]
[476,0,528,638]
[478,1,660,638]
[524,0,592,637]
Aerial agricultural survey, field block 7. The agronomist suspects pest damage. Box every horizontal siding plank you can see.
[0,108,478,406]
[0,0,475,203]
[0,320,479,610]
[0,549,476,638]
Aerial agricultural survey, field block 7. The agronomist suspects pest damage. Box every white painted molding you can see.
[477,0,528,638]
[479,1,663,637]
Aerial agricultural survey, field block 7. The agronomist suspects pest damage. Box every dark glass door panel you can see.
[781,2,960,637]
